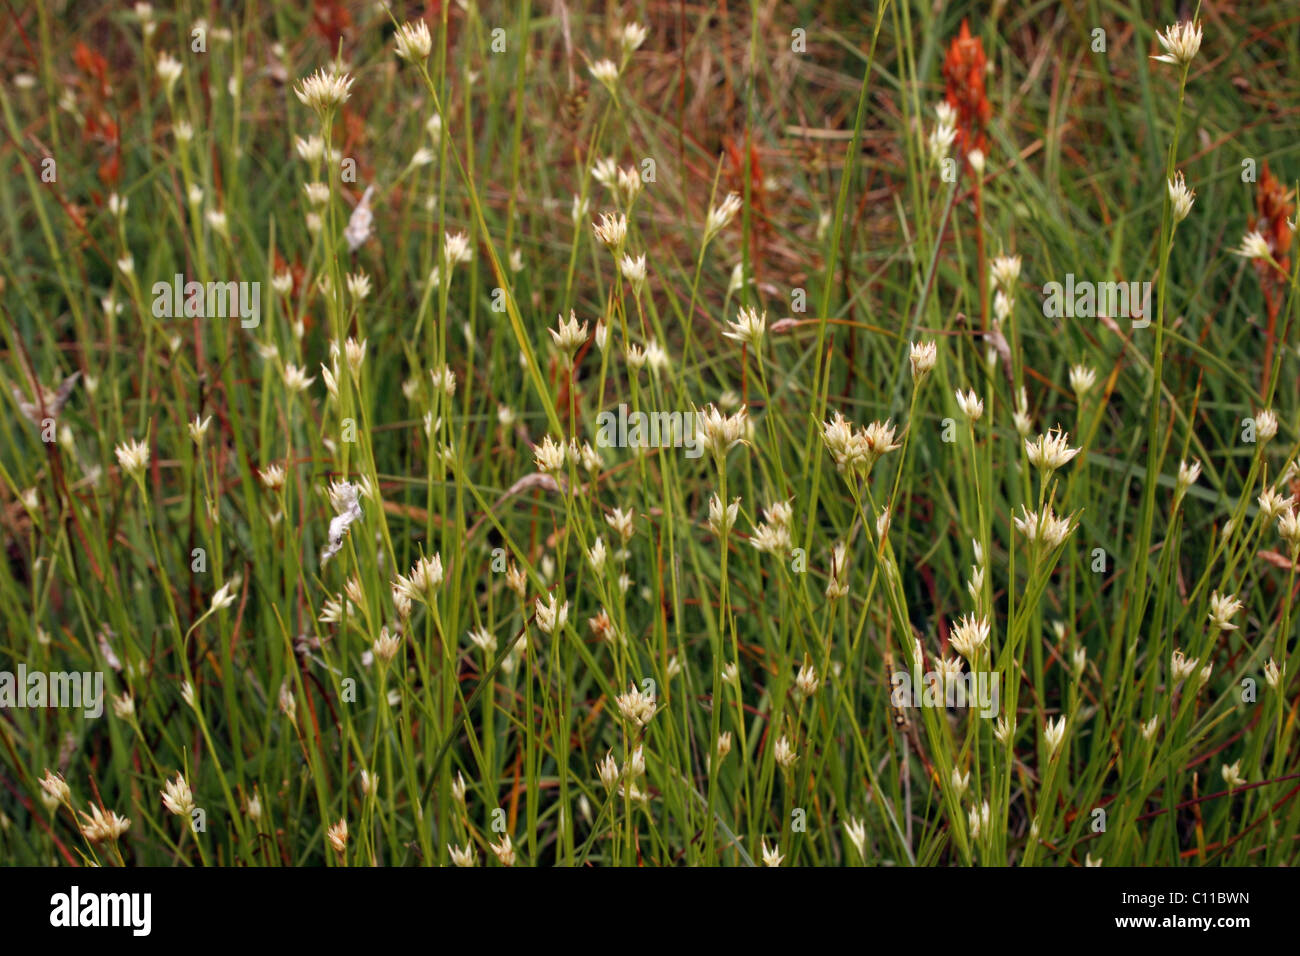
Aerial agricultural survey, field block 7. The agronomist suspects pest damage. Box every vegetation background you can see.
[1,0,1297,866]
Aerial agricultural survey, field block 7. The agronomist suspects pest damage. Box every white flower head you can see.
[909,340,937,381]
[156,52,183,93]
[760,839,784,867]
[1152,20,1202,67]
[1043,715,1067,758]
[1207,591,1244,631]
[955,389,984,421]
[1255,409,1279,443]
[1069,364,1096,398]
[294,68,354,116]
[990,255,1022,290]
[393,20,432,62]
[704,193,742,241]
[1168,172,1195,222]
[115,438,150,480]
[723,306,766,349]
[620,22,649,54]
[549,310,589,357]
[592,211,627,248]
[443,230,473,269]
[948,614,990,662]
[1024,427,1080,473]
[534,594,569,635]
[344,185,376,252]
[589,58,620,89]
[615,682,656,727]
[1234,230,1272,261]
[160,773,194,817]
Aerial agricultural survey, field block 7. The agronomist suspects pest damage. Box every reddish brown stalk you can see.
[976,182,988,330]
[1249,164,1294,394]
[942,20,991,161]
[943,20,993,329]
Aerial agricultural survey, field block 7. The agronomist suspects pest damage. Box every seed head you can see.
[320,480,364,566]
[951,767,971,798]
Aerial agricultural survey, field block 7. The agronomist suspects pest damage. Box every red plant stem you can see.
[1262,291,1279,396]
[975,177,988,331]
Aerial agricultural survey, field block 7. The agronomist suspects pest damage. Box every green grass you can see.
[0,0,1298,866]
